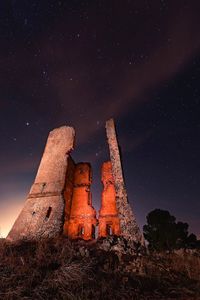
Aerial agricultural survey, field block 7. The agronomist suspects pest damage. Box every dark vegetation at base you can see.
[143,209,200,251]
[0,237,200,300]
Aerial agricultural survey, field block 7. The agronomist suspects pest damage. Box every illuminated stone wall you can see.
[7,126,75,241]
[99,161,120,237]
[7,120,143,244]
[67,163,97,240]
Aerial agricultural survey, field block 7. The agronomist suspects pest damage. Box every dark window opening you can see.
[46,207,52,219]
[78,225,84,236]
[32,211,36,216]
[41,182,46,192]
[106,224,112,236]
[92,225,95,239]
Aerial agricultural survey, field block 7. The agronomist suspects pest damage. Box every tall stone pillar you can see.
[7,126,75,241]
[105,119,144,244]
[99,161,120,238]
[67,163,97,240]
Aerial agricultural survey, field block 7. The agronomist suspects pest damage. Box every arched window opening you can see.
[78,225,84,236]
[106,224,112,236]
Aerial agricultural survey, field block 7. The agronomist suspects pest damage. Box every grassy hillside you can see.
[0,237,199,299]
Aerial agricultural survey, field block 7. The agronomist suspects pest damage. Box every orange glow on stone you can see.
[65,163,97,240]
[98,161,121,237]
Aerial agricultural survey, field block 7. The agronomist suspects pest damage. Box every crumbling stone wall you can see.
[105,119,144,244]
[67,163,97,240]
[7,126,75,241]
[7,120,144,245]
[99,161,121,237]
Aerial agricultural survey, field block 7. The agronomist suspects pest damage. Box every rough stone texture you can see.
[105,119,144,245]
[97,236,146,258]
[67,163,97,240]
[99,161,120,237]
[7,126,75,241]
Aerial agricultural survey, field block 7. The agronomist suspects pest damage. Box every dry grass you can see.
[0,238,199,300]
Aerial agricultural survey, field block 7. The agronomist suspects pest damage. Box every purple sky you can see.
[0,1,200,238]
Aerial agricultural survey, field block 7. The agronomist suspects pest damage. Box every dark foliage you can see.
[143,209,200,251]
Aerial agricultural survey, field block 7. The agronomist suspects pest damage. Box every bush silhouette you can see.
[143,209,199,251]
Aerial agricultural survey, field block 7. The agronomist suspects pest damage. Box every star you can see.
[26,122,30,126]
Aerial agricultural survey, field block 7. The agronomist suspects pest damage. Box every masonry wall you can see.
[67,163,97,240]
[7,120,144,244]
[99,161,120,237]
[7,126,75,241]
[105,119,144,244]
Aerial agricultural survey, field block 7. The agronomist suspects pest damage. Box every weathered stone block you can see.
[6,196,64,240]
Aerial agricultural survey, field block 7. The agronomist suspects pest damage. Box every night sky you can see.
[0,1,200,238]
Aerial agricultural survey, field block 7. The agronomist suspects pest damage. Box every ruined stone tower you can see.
[7,119,143,244]
[99,161,120,237]
[106,119,144,244]
[67,163,97,240]
[7,126,75,241]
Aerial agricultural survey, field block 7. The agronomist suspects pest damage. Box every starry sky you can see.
[0,0,200,238]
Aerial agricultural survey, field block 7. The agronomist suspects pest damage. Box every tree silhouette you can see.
[143,209,199,251]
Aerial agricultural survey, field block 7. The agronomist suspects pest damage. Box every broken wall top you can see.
[101,161,114,184]
[30,126,75,197]
[73,163,92,186]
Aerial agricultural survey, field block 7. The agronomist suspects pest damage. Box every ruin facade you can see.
[66,163,97,240]
[7,119,143,244]
[99,161,120,237]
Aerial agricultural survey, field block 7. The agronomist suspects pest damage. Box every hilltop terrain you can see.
[0,237,200,300]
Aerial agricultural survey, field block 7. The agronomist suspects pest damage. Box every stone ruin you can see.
[7,119,144,246]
